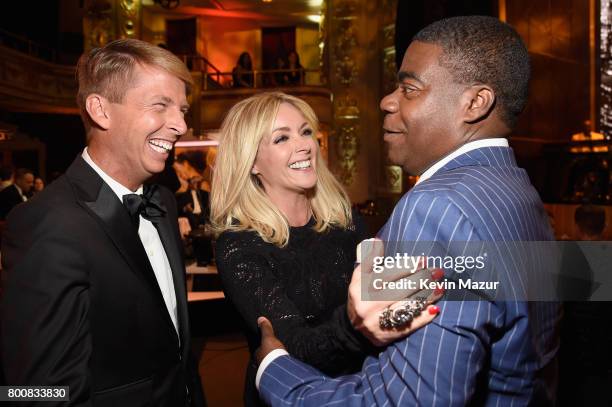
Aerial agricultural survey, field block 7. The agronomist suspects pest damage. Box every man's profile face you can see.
[105,64,189,186]
[380,41,464,175]
[16,173,34,193]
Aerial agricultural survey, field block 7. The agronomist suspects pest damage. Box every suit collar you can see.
[440,145,517,172]
[417,138,510,185]
[154,200,190,351]
[66,155,183,345]
[419,145,518,183]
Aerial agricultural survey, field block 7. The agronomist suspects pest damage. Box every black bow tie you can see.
[122,184,167,229]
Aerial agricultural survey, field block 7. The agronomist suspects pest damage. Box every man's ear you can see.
[85,94,111,130]
[461,85,495,123]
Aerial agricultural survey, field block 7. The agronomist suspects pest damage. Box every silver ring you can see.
[379,297,428,330]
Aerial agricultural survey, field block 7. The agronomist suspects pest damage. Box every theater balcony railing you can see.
[0,46,332,136]
[0,41,78,114]
[178,55,332,132]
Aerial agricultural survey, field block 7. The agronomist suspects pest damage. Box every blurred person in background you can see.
[0,168,33,219]
[0,165,13,191]
[233,52,254,88]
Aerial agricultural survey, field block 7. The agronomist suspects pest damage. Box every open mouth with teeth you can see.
[288,159,312,170]
[148,139,174,154]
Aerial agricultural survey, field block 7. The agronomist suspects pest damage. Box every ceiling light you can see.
[307,15,322,23]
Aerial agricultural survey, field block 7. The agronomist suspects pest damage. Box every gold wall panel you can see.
[326,0,397,201]
[0,46,77,114]
[83,0,142,51]
[505,0,592,141]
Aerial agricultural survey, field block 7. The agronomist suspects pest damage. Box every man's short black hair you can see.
[575,205,606,237]
[14,168,33,180]
[413,15,530,128]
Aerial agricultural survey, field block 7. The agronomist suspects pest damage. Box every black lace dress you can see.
[215,217,374,406]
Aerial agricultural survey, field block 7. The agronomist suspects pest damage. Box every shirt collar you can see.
[14,183,24,197]
[416,138,509,185]
[82,147,143,200]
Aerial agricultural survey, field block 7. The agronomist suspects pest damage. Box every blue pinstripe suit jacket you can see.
[259,146,561,406]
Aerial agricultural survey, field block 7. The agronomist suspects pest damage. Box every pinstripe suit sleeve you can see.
[260,192,500,406]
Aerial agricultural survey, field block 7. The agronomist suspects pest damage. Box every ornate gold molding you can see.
[384,165,402,194]
[117,0,141,38]
[380,0,399,194]
[0,46,77,114]
[83,0,142,51]
[329,0,361,185]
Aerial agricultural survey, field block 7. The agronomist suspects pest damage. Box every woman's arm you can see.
[216,232,374,376]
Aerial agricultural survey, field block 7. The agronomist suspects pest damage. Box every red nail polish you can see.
[433,287,444,296]
[428,305,440,315]
[432,269,444,280]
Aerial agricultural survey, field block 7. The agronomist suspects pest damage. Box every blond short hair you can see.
[210,92,352,247]
[76,39,193,129]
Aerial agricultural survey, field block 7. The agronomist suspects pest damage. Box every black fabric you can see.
[123,184,167,229]
[1,156,204,406]
[0,184,25,220]
[215,214,375,406]
[176,189,209,228]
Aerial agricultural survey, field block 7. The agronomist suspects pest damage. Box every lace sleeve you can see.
[216,231,374,376]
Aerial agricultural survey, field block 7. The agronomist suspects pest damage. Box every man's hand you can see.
[347,239,443,347]
[255,317,286,365]
[183,202,194,213]
[178,217,192,240]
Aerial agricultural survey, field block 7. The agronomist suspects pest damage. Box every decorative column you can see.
[326,0,396,202]
[83,0,142,51]
[328,0,360,191]
[380,0,402,195]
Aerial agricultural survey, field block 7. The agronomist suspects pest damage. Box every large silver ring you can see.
[379,297,428,330]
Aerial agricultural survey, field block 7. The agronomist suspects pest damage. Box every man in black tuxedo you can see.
[176,177,213,268]
[1,39,205,406]
[176,176,209,229]
[0,168,33,220]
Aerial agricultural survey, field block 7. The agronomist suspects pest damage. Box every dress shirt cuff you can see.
[255,349,289,391]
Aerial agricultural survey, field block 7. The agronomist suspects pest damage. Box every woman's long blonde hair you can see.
[210,92,352,247]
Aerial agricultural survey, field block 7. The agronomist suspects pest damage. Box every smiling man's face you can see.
[380,41,465,175]
[104,63,189,189]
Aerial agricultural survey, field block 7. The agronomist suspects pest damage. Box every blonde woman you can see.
[211,92,438,406]
[210,92,375,405]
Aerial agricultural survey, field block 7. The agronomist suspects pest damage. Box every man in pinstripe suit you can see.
[255,16,561,406]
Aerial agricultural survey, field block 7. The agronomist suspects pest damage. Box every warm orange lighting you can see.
[571,131,605,141]
[570,146,592,153]
[175,140,219,148]
[262,0,272,2]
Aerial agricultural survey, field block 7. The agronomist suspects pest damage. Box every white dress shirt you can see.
[255,138,511,391]
[191,189,202,215]
[82,148,179,333]
[416,138,509,185]
[14,184,27,202]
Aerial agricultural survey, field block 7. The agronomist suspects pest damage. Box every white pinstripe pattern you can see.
[259,147,561,406]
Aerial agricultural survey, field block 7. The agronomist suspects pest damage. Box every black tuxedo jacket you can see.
[176,189,209,227]
[0,184,25,220]
[1,157,204,406]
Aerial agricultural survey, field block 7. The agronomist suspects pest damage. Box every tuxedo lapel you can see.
[66,157,178,339]
[154,205,189,348]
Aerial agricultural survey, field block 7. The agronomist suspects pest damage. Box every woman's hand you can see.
[347,239,443,347]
